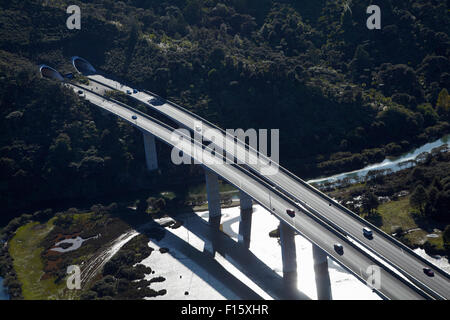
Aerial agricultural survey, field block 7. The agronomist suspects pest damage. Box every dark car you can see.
[334,243,344,255]
[77,90,83,94]
[132,115,137,120]
[133,89,138,94]
[363,227,373,239]
[286,208,295,218]
[126,90,132,95]
[423,268,434,277]
[149,97,164,106]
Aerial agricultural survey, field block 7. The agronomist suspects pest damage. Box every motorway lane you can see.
[82,74,450,299]
[297,186,450,298]
[69,84,428,300]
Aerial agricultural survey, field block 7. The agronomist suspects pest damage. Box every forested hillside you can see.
[0,0,449,223]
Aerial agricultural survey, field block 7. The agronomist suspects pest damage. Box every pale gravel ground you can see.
[139,205,387,300]
[413,248,450,274]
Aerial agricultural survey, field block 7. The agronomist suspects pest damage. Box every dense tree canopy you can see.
[0,0,448,224]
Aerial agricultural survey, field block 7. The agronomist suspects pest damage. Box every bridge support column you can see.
[238,190,253,249]
[280,222,297,296]
[313,244,332,300]
[204,169,221,256]
[143,132,158,171]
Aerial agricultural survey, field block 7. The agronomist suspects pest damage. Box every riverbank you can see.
[325,148,450,259]
[309,134,449,186]
[1,133,449,299]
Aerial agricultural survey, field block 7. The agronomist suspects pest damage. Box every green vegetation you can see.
[377,197,417,233]
[0,0,449,227]
[82,235,165,300]
[328,148,450,256]
[8,220,70,299]
[0,0,449,298]
[410,184,428,215]
[1,204,146,299]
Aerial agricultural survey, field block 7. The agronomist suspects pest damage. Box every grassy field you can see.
[427,235,445,251]
[8,219,73,300]
[363,195,445,249]
[377,196,418,233]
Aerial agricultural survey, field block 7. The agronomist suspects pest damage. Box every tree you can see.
[341,6,353,28]
[136,198,148,213]
[443,225,450,253]
[410,185,428,215]
[362,191,379,215]
[417,103,438,127]
[434,191,450,220]
[49,133,72,168]
[431,177,443,191]
[146,197,166,213]
[209,47,225,67]
[350,45,370,78]
[409,167,426,184]
[436,88,450,118]
[425,186,439,217]
[183,0,202,24]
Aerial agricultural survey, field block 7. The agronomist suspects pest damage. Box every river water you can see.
[308,135,449,185]
[0,135,448,300]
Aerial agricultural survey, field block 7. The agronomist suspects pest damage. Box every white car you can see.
[363,227,373,238]
[195,125,202,133]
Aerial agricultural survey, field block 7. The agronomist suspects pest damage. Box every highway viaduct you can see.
[37,58,450,300]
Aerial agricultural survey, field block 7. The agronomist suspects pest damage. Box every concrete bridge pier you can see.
[238,190,253,249]
[204,169,222,256]
[280,222,298,297]
[313,244,332,300]
[143,132,158,171]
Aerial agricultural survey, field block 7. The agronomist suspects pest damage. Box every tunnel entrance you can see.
[39,65,64,81]
[71,56,96,75]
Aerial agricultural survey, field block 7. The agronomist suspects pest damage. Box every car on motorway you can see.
[126,90,132,94]
[148,97,164,106]
[133,89,138,94]
[195,125,202,133]
[363,227,373,239]
[286,208,295,218]
[132,115,137,120]
[334,243,344,255]
[423,268,434,277]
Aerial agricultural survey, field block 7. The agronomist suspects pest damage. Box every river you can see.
[0,135,448,300]
[308,134,449,185]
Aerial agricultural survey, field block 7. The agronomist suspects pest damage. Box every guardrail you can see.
[135,88,450,295]
[142,84,449,281]
[85,76,449,298]
[70,82,434,300]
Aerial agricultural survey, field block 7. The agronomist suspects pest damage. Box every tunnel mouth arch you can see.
[71,56,96,75]
[39,65,64,81]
